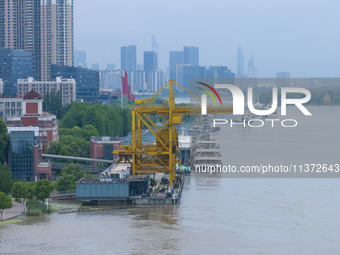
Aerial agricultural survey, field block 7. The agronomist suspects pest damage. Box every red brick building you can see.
[91,137,123,165]
[6,91,59,145]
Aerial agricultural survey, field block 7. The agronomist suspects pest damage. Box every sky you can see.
[74,0,340,77]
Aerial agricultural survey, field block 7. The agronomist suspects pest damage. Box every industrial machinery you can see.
[113,80,232,186]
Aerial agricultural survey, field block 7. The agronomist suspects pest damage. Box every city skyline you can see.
[74,0,340,77]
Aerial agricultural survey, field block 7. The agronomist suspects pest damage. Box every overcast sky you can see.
[74,0,340,77]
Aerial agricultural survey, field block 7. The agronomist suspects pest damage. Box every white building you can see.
[0,98,23,119]
[17,77,76,105]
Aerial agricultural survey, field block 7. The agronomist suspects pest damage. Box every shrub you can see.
[161,177,169,185]
[149,178,156,187]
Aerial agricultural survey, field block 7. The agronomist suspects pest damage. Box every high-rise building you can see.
[144,51,158,72]
[0,0,74,81]
[146,70,164,92]
[184,46,199,66]
[247,55,257,78]
[121,45,137,89]
[121,45,136,72]
[144,51,158,90]
[237,47,245,77]
[51,65,100,103]
[0,47,36,96]
[74,51,87,68]
[169,51,184,81]
[135,70,146,92]
[176,64,205,90]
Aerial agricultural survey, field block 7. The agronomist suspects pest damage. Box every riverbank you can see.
[1,201,23,221]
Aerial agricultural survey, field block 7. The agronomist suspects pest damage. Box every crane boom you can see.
[113,80,232,186]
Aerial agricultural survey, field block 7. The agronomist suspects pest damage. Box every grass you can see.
[26,201,53,216]
[0,219,24,226]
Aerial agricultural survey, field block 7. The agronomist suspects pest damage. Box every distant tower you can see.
[120,45,137,73]
[247,55,257,78]
[121,45,137,89]
[184,46,199,66]
[169,51,184,81]
[144,51,158,72]
[237,47,244,77]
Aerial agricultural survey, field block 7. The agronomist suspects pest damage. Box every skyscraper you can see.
[121,45,136,89]
[144,51,158,91]
[0,0,74,81]
[247,55,257,78]
[0,47,36,96]
[184,46,199,66]
[237,47,244,77]
[121,45,136,73]
[169,51,184,81]
[144,51,158,73]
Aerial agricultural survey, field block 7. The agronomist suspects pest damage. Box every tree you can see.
[11,181,35,200]
[11,181,34,213]
[35,180,53,202]
[45,135,90,158]
[11,182,28,200]
[57,174,75,191]
[0,118,9,163]
[0,164,12,195]
[61,163,83,181]
[43,90,66,119]
[0,192,12,221]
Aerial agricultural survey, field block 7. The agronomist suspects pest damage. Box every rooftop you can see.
[23,90,42,100]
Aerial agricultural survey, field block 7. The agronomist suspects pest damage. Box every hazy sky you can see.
[74,0,340,77]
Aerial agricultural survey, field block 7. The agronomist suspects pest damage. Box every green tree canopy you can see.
[35,180,53,201]
[0,164,12,195]
[57,174,75,191]
[58,125,99,141]
[0,192,13,220]
[45,135,90,158]
[59,102,131,137]
[43,90,71,119]
[11,182,36,200]
[61,163,83,181]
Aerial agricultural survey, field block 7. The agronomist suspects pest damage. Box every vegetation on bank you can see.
[0,192,12,220]
[26,200,52,216]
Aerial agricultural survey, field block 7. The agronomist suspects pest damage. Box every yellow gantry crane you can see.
[113,80,232,186]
